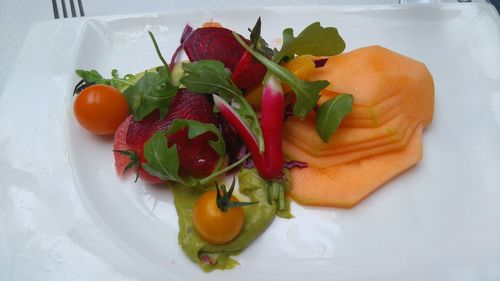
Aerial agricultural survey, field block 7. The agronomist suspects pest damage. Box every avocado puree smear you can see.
[172,168,291,271]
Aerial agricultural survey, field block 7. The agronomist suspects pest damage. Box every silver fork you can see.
[51,0,85,19]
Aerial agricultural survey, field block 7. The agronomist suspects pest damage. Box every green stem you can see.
[199,154,250,186]
[148,31,172,80]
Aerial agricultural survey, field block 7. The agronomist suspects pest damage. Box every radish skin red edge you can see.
[258,76,285,179]
[212,95,261,158]
[213,75,285,180]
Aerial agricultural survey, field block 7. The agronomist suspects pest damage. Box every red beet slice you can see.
[183,27,250,72]
[231,51,267,90]
[125,89,220,178]
[167,127,218,178]
[126,89,216,148]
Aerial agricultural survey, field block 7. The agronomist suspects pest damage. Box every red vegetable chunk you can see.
[232,51,267,90]
[183,27,249,71]
[213,76,285,180]
[119,89,220,180]
[126,89,216,148]
[257,76,285,179]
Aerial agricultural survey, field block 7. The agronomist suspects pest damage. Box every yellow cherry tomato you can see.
[192,190,244,245]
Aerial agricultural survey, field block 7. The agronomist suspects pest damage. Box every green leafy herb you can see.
[215,178,258,212]
[141,131,184,183]
[141,131,250,187]
[316,94,353,143]
[234,33,329,118]
[274,22,346,64]
[180,60,265,152]
[166,119,226,157]
[122,32,179,121]
[74,69,138,94]
[123,67,178,121]
[148,31,172,81]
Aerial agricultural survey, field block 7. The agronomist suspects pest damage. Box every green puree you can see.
[171,168,292,271]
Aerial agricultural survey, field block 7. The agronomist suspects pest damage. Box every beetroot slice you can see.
[126,89,220,178]
[183,27,250,72]
[231,51,267,90]
[126,89,216,149]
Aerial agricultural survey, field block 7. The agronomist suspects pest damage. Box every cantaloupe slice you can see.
[319,90,405,128]
[340,106,402,128]
[287,125,423,208]
[289,117,420,157]
[284,113,409,152]
[308,45,434,128]
[283,120,419,168]
[319,90,402,120]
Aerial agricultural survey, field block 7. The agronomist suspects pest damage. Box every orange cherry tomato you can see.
[74,84,129,135]
[192,190,244,245]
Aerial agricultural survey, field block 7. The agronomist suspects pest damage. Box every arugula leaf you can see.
[123,66,178,121]
[180,60,265,152]
[148,31,172,81]
[274,22,346,64]
[75,69,138,93]
[316,94,353,143]
[166,119,226,157]
[234,33,329,118]
[141,131,184,183]
[120,31,179,122]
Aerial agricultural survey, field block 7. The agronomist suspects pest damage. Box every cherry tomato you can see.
[192,190,244,245]
[74,84,129,135]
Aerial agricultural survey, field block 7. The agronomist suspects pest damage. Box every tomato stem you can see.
[215,178,258,212]
[112,149,140,182]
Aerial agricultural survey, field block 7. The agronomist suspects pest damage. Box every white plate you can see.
[2,3,500,281]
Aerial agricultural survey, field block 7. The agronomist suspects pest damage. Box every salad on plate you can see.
[71,17,434,271]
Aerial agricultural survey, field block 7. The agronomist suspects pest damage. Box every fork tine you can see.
[69,0,77,17]
[51,0,60,19]
[60,0,68,18]
[77,0,85,16]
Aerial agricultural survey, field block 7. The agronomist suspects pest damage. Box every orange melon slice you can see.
[283,113,409,152]
[319,91,405,128]
[287,125,423,208]
[308,45,434,128]
[283,120,419,168]
[340,105,402,128]
[289,117,420,157]
[319,90,402,120]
